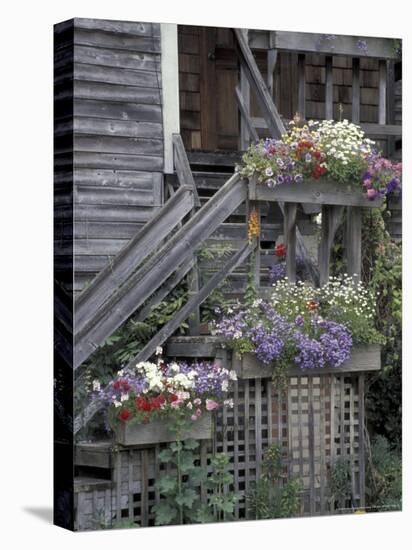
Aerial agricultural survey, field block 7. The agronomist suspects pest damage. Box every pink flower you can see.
[170,400,182,409]
[363,178,372,189]
[193,398,201,406]
[367,188,378,200]
[205,399,219,411]
[191,414,198,421]
[196,408,202,417]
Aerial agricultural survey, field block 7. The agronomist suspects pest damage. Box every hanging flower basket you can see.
[112,412,213,446]
[232,344,381,379]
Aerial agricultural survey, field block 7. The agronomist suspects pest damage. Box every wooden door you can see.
[178,25,239,152]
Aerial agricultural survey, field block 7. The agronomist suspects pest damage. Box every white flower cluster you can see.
[321,275,374,319]
[316,119,375,165]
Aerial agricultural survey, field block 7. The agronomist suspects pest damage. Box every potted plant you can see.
[214,275,383,383]
[90,356,237,445]
[237,119,401,207]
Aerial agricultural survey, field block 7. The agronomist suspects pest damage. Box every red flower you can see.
[119,409,131,421]
[113,380,120,390]
[312,164,327,179]
[136,396,151,412]
[275,244,287,257]
[169,394,178,403]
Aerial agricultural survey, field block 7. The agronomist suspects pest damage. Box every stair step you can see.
[187,150,241,170]
[76,441,113,469]
[74,476,112,492]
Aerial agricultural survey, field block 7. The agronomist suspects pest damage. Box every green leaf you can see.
[183,438,199,450]
[158,449,174,463]
[156,475,177,494]
[175,488,198,508]
[152,501,178,525]
[196,505,214,524]
[179,451,197,473]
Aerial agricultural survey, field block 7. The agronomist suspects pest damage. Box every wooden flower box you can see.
[112,413,213,446]
[248,177,384,208]
[232,344,381,379]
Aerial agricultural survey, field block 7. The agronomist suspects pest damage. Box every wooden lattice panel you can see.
[74,373,366,529]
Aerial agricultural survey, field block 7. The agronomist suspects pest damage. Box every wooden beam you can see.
[173,133,200,207]
[160,24,180,174]
[360,123,402,137]
[345,207,362,282]
[235,85,259,144]
[352,58,360,124]
[128,242,255,365]
[74,175,247,368]
[200,27,217,150]
[325,56,333,120]
[74,185,194,332]
[379,59,387,125]
[318,205,344,286]
[297,53,306,119]
[267,48,278,99]
[74,244,255,433]
[284,203,298,283]
[234,28,286,139]
[270,31,400,59]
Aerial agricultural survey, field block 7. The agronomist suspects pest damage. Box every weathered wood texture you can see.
[55,18,164,292]
[113,413,212,446]
[74,347,372,529]
[232,346,381,378]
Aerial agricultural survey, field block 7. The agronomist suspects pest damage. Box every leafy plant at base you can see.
[152,429,205,526]
[196,453,238,523]
[361,207,402,448]
[247,444,301,519]
[329,458,352,510]
[366,435,401,512]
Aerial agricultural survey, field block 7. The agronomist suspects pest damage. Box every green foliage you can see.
[196,453,238,523]
[247,444,301,520]
[329,458,352,505]
[361,208,402,447]
[152,437,205,525]
[366,435,402,512]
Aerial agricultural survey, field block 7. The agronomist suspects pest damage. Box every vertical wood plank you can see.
[325,56,333,119]
[319,376,326,514]
[339,376,346,512]
[267,379,273,445]
[284,202,298,283]
[233,380,240,519]
[298,53,306,119]
[187,256,200,335]
[345,207,362,282]
[358,374,366,508]
[128,450,134,519]
[308,377,316,515]
[349,375,356,505]
[240,63,252,150]
[329,376,336,513]
[297,378,304,482]
[116,450,122,520]
[267,49,278,99]
[255,378,262,479]
[200,27,217,150]
[379,59,387,125]
[141,449,149,527]
[319,205,344,286]
[244,380,250,494]
[351,58,360,124]
[154,445,161,505]
[200,440,208,504]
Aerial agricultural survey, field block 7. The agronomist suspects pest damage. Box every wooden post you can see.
[318,205,344,286]
[267,48,278,99]
[240,63,252,150]
[297,53,306,119]
[379,59,387,125]
[345,207,362,282]
[284,202,297,283]
[325,56,333,120]
[351,58,360,124]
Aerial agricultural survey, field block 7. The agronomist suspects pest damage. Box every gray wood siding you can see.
[54,18,164,292]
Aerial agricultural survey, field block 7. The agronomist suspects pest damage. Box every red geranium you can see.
[312,164,327,179]
[275,244,287,257]
[119,409,131,421]
[136,396,151,412]
[113,380,120,390]
[169,394,178,403]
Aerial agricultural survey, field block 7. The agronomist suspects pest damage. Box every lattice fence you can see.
[75,373,366,529]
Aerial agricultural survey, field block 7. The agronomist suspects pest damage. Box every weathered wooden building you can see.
[54,18,402,530]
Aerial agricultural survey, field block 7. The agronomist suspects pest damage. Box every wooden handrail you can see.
[74,185,195,333]
[74,241,254,433]
[173,133,201,207]
[74,174,247,368]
